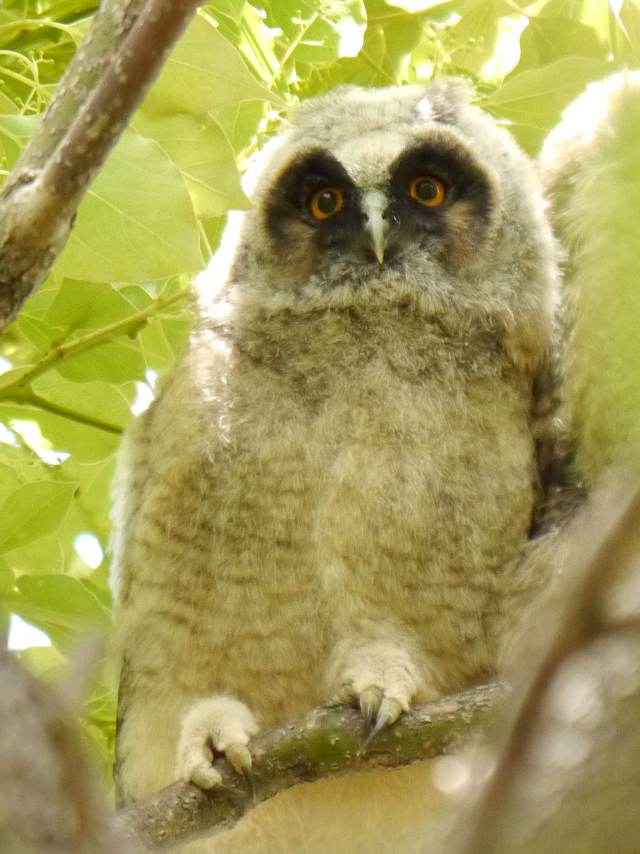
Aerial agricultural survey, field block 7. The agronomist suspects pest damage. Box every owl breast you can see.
[142,303,536,725]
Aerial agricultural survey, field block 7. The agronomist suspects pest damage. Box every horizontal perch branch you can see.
[116,683,505,851]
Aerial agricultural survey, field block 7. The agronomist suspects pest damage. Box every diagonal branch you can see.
[0,0,202,333]
[115,683,504,851]
[5,0,147,187]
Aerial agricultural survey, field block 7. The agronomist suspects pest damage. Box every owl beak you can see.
[362,191,390,265]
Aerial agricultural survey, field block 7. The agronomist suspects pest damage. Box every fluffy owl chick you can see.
[540,71,640,487]
[111,79,557,851]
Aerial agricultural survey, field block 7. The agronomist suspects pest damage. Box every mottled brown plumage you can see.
[111,80,558,852]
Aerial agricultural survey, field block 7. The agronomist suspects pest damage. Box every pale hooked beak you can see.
[361,190,389,265]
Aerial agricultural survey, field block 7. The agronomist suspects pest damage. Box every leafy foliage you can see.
[0,0,637,787]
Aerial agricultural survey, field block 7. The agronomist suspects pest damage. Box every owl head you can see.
[214,80,555,320]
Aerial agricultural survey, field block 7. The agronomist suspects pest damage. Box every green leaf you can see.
[134,112,249,218]
[45,281,144,332]
[514,16,606,73]
[14,314,56,354]
[449,0,508,73]
[0,384,125,462]
[0,92,18,112]
[54,130,204,282]
[6,531,67,577]
[55,338,146,384]
[142,12,277,117]
[12,574,111,649]
[0,365,37,394]
[0,480,75,554]
[309,0,423,89]
[207,0,245,27]
[138,315,191,370]
[0,114,39,171]
[31,374,132,429]
[213,99,267,154]
[538,0,609,33]
[484,56,610,128]
[610,0,640,63]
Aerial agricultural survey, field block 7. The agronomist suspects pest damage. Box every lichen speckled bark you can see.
[115,684,504,851]
[0,0,201,333]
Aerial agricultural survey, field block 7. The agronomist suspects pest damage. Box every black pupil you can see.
[316,189,338,214]
[415,179,438,202]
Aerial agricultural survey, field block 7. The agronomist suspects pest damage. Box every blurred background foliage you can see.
[0,0,638,787]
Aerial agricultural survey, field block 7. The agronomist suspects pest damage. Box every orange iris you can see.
[309,187,345,220]
[409,176,446,207]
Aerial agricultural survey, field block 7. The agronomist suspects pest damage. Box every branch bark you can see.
[115,684,504,851]
[0,0,202,333]
[0,645,130,854]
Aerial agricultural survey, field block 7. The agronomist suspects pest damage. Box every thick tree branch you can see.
[0,0,202,332]
[0,645,131,854]
[115,684,504,851]
[5,0,146,187]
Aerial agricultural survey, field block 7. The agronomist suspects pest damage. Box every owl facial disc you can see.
[361,189,390,264]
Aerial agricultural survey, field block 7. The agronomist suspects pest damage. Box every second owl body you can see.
[112,81,557,850]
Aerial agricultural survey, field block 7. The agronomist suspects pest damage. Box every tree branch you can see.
[0,0,202,332]
[0,645,131,853]
[115,684,504,851]
[5,0,146,187]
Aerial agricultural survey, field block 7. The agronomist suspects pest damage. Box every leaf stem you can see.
[5,390,124,435]
[0,290,188,400]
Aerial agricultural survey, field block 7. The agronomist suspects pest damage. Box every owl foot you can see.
[333,639,422,742]
[176,695,258,790]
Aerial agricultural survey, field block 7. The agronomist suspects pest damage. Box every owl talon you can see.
[359,693,405,752]
[359,686,383,724]
[373,696,403,734]
[225,742,253,776]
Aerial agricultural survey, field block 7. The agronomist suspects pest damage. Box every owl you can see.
[110,79,558,853]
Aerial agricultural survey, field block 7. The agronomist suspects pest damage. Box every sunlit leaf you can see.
[142,12,277,116]
[54,131,203,282]
[514,16,606,73]
[537,0,609,33]
[12,574,110,649]
[0,480,75,554]
[483,56,609,126]
[449,0,508,73]
[134,112,249,218]
[610,0,640,63]
[44,280,143,332]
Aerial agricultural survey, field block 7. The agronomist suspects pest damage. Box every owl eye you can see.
[309,187,344,220]
[409,176,446,207]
